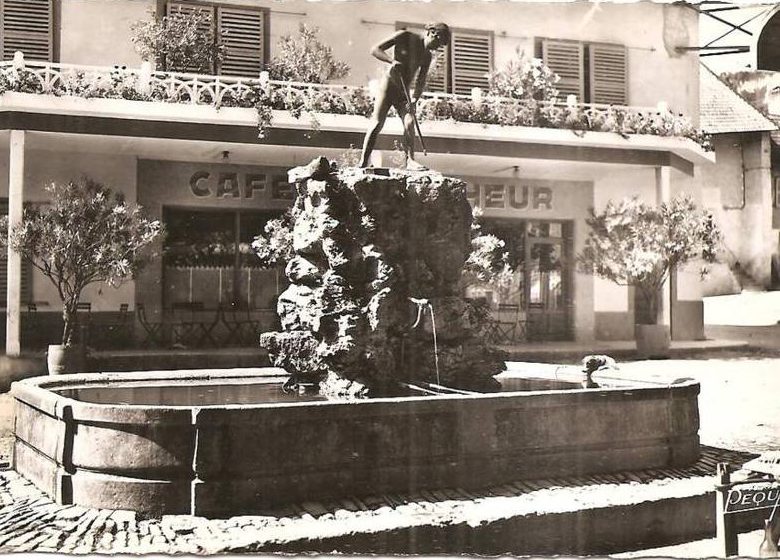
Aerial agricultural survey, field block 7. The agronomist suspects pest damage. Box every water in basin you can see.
[55,379,326,406]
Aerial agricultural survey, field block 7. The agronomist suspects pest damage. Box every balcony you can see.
[0,56,713,172]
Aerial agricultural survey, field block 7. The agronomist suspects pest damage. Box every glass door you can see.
[525,221,574,340]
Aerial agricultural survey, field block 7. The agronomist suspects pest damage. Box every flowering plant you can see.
[488,51,560,102]
[268,24,350,84]
[577,195,720,325]
[131,9,223,73]
[0,178,163,346]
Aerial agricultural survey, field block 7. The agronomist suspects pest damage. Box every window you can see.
[0,0,56,62]
[399,23,493,96]
[167,1,268,77]
[162,208,284,309]
[537,38,627,105]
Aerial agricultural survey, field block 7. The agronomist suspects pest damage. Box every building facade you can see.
[699,2,780,290]
[0,0,713,353]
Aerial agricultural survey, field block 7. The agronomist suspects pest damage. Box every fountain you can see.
[259,157,505,399]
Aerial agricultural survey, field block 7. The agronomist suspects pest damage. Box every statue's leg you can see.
[400,109,416,165]
[399,105,426,170]
[360,83,393,168]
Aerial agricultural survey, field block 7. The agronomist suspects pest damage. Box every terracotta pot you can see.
[635,324,671,358]
[46,344,87,375]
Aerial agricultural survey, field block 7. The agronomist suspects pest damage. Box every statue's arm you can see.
[411,51,433,101]
[370,31,406,66]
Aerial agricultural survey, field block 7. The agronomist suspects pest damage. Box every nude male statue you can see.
[359,22,451,169]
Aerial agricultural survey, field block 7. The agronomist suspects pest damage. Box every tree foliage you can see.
[0,179,163,346]
[252,210,296,268]
[577,195,720,324]
[131,9,223,73]
[268,24,350,83]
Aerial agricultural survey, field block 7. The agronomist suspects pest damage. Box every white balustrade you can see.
[0,56,703,144]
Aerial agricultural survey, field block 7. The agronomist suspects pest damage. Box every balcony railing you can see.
[0,55,711,150]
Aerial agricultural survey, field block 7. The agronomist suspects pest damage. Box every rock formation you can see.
[261,157,505,398]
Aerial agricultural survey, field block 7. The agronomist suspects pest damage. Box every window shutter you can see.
[166,1,216,73]
[589,43,627,105]
[542,39,584,102]
[450,30,492,96]
[425,46,449,94]
[217,6,265,77]
[0,0,53,61]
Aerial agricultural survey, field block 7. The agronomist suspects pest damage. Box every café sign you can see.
[188,171,294,200]
[466,182,553,210]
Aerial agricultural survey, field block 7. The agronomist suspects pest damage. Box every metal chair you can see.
[171,302,206,347]
[219,304,263,346]
[137,303,164,347]
[491,304,525,343]
[105,303,134,348]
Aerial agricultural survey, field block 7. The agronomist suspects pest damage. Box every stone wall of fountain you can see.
[260,158,505,397]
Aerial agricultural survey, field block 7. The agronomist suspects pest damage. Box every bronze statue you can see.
[359,23,450,170]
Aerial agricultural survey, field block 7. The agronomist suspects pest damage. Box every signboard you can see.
[724,482,780,514]
[466,182,553,210]
[188,171,293,200]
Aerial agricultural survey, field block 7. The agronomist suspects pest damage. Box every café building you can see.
[0,0,712,353]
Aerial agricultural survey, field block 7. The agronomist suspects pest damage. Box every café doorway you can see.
[477,219,574,341]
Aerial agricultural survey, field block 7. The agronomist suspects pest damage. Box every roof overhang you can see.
[0,92,714,176]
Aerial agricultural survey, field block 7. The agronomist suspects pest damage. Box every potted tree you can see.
[578,195,720,356]
[0,178,162,374]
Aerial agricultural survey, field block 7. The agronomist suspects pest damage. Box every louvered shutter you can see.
[0,0,53,61]
[542,39,584,102]
[217,6,265,77]
[166,1,215,73]
[589,43,627,105]
[425,46,449,93]
[450,30,492,96]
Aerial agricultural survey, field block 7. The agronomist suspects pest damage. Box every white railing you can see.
[0,54,709,148]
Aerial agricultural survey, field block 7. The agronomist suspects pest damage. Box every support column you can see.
[6,130,25,357]
[655,166,672,330]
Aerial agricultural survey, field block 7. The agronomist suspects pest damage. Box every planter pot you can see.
[635,324,671,358]
[46,344,87,375]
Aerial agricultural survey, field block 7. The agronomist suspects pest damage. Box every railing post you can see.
[717,462,738,557]
[137,61,152,96]
[471,87,483,106]
[12,51,24,70]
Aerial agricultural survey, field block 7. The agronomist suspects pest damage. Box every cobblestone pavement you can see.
[0,446,757,555]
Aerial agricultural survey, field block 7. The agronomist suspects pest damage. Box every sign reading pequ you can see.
[724,482,780,514]
[189,171,294,200]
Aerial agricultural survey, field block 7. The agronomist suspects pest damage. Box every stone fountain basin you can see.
[10,368,700,518]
